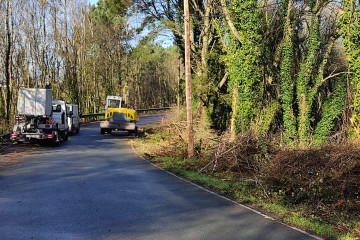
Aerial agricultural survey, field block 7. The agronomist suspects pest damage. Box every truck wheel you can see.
[69,125,74,136]
[64,131,69,141]
[53,132,60,146]
[76,127,80,134]
[129,127,137,137]
[61,131,68,141]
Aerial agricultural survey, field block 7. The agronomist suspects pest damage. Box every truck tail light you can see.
[46,134,54,139]
[46,120,55,125]
[10,134,18,139]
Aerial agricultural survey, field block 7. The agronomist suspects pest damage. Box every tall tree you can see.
[341,0,360,137]
[4,0,13,125]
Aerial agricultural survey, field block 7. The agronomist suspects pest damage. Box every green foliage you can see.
[286,213,338,237]
[206,43,231,131]
[252,102,280,140]
[313,77,347,145]
[127,42,179,109]
[226,0,263,134]
[280,4,297,144]
[278,0,344,146]
[296,10,321,146]
[92,0,131,25]
[341,0,360,136]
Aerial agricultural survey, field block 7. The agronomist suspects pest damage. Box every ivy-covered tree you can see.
[225,0,263,135]
[279,0,297,144]
[341,0,360,137]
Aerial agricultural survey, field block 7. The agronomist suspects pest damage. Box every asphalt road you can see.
[0,116,319,240]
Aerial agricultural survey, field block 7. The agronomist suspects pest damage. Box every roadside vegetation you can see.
[1,0,360,239]
[131,109,360,240]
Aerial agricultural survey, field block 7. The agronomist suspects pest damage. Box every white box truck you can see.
[11,88,69,144]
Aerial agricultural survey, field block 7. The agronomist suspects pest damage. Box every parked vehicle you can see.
[67,104,80,135]
[10,87,69,144]
[51,100,69,141]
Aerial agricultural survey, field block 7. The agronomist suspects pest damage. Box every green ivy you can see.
[226,0,263,134]
[280,0,297,145]
[341,0,360,136]
[313,77,347,145]
[296,8,321,146]
[253,101,280,140]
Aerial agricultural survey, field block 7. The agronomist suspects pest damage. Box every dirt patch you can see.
[0,143,40,171]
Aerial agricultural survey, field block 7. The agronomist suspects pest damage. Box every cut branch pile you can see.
[266,145,360,205]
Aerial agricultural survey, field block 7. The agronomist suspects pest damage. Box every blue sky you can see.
[88,0,98,5]
[86,0,173,47]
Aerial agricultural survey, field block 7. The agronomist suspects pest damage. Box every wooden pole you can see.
[177,55,181,109]
[184,0,194,158]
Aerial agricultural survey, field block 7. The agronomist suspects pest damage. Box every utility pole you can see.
[184,0,194,158]
[177,55,181,109]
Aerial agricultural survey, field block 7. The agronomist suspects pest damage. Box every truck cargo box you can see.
[17,88,52,116]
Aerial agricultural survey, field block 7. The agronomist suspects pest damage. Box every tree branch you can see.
[317,72,350,88]
[220,0,243,44]
[190,0,204,18]
[216,71,229,91]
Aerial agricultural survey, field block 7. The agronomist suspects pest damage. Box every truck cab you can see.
[105,96,137,123]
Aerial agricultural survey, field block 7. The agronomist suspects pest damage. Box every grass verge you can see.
[151,156,356,240]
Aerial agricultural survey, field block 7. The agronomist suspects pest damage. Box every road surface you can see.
[0,116,319,240]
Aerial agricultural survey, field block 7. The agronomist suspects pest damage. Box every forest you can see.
[1,0,359,148]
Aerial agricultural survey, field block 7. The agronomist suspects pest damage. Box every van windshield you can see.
[108,99,120,108]
[52,104,61,112]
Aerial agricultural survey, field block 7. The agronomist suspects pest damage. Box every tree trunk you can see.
[184,0,194,158]
[230,85,239,139]
[280,0,297,145]
[297,0,321,146]
[4,0,12,125]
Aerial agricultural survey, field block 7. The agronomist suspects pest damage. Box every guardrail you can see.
[80,113,105,122]
[0,132,11,141]
[136,107,173,113]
